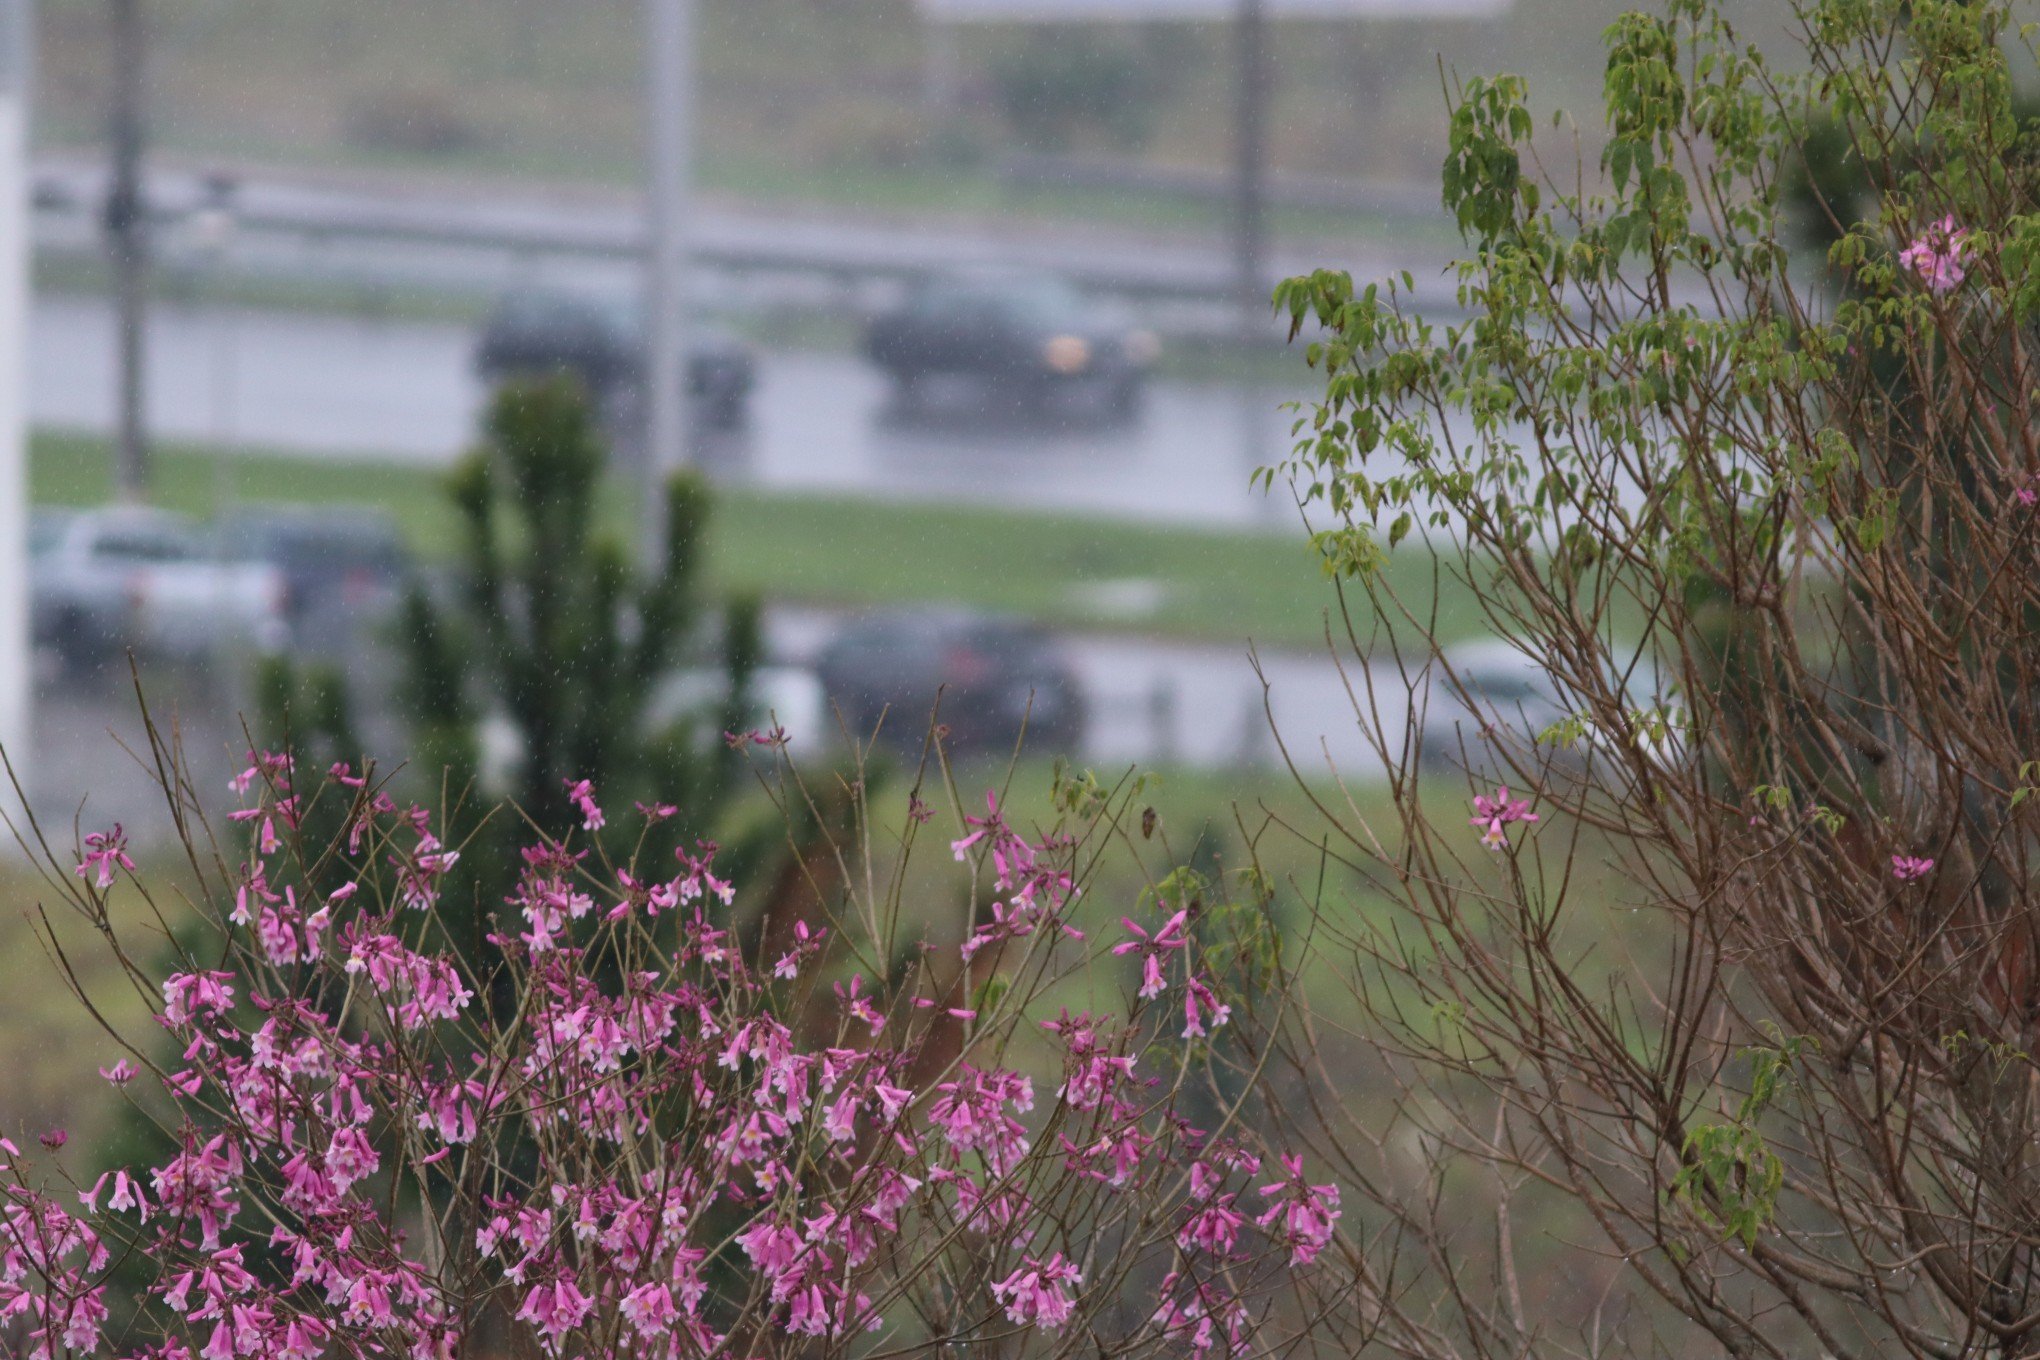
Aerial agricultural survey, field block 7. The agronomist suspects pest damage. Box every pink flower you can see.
[1113,910,1189,999]
[836,974,886,1033]
[99,1059,136,1084]
[1256,1154,1342,1266]
[619,1282,677,1337]
[515,1278,593,1344]
[927,1065,1034,1172]
[1470,786,1538,849]
[736,1219,806,1297]
[990,1253,1082,1330]
[324,1125,380,1194]
[1892,854,1934,881]
[1042,1011,1135,1109]
[77,825,135,889]
[1178,1198,1244,1256]
[563,777,605,831]
[161,971,237,1027]
[1182,974,1231,1040]
[1899,214,1970,296]
[80,1169,150,1221]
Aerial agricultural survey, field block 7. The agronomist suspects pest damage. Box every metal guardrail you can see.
[30,157,1462,326]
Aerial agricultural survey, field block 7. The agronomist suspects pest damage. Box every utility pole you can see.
[0,0,29,803]
[105,0,148,500]
[1232,0,1269,342]
[641,0,695,568]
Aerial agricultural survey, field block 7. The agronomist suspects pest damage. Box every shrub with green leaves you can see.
[1257,0,2040,1353]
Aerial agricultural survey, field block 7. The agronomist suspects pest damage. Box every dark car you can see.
[215,505,416,655]
[864,270,1158,416]
[474,289,756,431]
[815,612,1085,755]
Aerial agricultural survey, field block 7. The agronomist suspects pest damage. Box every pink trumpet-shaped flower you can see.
[1898,214,1970,296]
[1113,909,1189,999]
[990,1253,1082,1330]
[77,825,136,889]
[1256,1154,1342,1266]
[1470,786,1538,849]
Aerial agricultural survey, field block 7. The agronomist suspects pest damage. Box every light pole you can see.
[105,0,148,500]
[191,173,239,459]
[1232,0,1269,342]
[642,0,696,569]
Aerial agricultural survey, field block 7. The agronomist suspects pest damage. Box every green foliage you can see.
[1669,1036,1811,1249]
[1669,1122,1784,1249]
[405,375,752,834]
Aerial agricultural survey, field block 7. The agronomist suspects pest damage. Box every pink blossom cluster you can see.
[1891,854,1935,881]
[1898,214,1970,296]
[954,791,1085,964]
[13,767,1339,1360]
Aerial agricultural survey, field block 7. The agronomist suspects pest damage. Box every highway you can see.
[30,292,1317,529]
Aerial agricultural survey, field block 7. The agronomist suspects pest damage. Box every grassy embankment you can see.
[30,430,1491,652]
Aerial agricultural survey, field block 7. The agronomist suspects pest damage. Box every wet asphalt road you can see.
[31,294,1313,530]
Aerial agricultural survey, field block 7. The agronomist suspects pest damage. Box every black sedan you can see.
[864,270,1158,417]
[816,611,1085,756]
[474,289,756,431]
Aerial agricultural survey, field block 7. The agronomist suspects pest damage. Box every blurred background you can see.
[1,0,1790,1128]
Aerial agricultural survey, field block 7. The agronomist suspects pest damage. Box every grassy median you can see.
[30,430,1486,652]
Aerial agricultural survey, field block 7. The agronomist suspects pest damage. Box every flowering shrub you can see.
[1261,0,2040,1353]
[3,753,1336,1360]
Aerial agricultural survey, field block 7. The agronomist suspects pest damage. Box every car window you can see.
[92,525,198,562]
[995,281,1085,328]
[1464,673,1548,705]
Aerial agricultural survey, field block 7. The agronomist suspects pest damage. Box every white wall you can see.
[0,69,28,805]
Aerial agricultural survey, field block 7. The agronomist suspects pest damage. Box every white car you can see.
[31,508,292,678]
[1418,638,1682,777]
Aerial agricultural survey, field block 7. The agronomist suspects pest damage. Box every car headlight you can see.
[1041,335,1092,374]
[1123,329,1161,365]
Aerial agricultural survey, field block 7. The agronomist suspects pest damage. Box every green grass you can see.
[30,429,1486,651]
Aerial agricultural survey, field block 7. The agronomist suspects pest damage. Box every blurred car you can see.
[815,611,1084,755]
[864,269,1158,416]
[474,288,756,431]
[214,505,417,655]
[31,507,291,678]
[1419,638,1680,776]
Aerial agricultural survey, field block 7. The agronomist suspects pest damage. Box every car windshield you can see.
[498,292,636,334]
[243,522,405,570]
[920,276,1088,328]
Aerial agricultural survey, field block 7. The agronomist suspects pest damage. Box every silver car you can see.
[31,507,291,679]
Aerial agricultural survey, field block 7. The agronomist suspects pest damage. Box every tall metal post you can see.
[1232,0,1269,341]
[642,0,695,568]
[0,0,29,801]
[106,0,148,500]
